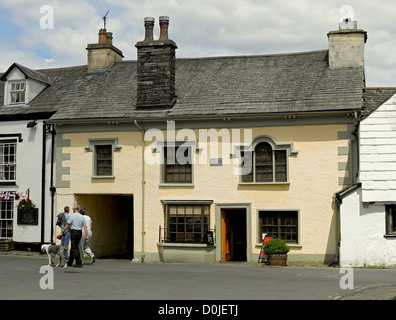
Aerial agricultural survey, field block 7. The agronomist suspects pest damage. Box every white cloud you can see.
[0,0,395,86]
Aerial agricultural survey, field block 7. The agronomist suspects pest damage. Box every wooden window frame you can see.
[0,139,17,184]
[240,136,295,184]
[0,197,14,239]
[9,81,26,104]
[258,210,299,244]
[160,143,194,185]
[164,203,211,244]
[85,138,121,178]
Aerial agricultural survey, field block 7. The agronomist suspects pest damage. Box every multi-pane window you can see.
[85,138,121,178]
[10,81,25,104]
[165,205,210,243]
[259,211,298,244]
[0,140,17,182]
[386,205,396,235]
[0,198,14,239]
[164,145,192,184]
[242,142,287,183]
[95,145,112,176]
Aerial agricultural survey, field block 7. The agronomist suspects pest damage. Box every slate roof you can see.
[0,65,86,120]
[0,49,366,121]
[0,62,52,85]
[362,87,396,119]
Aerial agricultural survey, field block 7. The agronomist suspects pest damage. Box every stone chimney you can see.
[86,28,124,70]
[327,19,367,68]
[135,16,178,109]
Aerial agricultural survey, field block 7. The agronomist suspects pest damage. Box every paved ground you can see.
[1,253,396,302]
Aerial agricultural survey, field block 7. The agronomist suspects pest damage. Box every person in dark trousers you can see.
[60,204,88,268]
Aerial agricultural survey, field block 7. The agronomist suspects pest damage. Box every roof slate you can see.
[0,49,367,121]
[362,87,396,118]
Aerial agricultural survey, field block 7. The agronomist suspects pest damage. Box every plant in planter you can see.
[263,238,290,266]
[18,198,36,211]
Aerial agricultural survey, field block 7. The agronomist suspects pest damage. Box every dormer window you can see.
[1,63,51,106]
[10,81,26,104]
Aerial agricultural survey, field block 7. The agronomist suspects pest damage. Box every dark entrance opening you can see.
[221,209,247,261]
[75,194,134,259]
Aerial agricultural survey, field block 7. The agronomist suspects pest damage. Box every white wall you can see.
[0,119,54,244]
[3,68,47,105]
[340,187,396,267]
[360,93,396,202]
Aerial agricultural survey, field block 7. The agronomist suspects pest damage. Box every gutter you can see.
[134,120,146,262]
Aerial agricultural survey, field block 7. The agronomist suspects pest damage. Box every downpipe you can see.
[134,120,146,262]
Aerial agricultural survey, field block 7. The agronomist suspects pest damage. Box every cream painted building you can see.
[1,17,378,264]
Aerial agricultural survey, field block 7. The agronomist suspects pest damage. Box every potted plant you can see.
[263,238,290,266]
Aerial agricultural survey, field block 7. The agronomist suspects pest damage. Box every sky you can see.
[0,0,395,87]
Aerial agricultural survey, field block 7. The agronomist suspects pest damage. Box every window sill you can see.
[240,182,290,185]
[255,242,301,248]
[159,183,194,187]
[91,176,115,179]
[0,181,17,186]
[384,234,396,238]
[157,242,214,248]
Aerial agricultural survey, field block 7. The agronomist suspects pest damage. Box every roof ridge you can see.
[176,49,329,61]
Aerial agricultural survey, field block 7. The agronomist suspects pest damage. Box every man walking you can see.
[60,204,88,268]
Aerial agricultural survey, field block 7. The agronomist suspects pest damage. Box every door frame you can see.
[215,203,251,262]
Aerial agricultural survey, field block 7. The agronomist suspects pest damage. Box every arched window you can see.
[241,138,290,183]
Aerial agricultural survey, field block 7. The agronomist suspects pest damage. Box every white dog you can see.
[41,244,66,267]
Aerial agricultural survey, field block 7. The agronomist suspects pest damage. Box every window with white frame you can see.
[0,140,17,183]
[10,81,26,104]
[0,197,14,239]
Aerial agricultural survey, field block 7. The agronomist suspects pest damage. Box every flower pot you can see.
[0,240,14,252]
[267,254,288,266]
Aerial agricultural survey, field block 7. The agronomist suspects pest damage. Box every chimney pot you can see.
[144,17,155,41]
[106,32,113,44]
[98,28,107,44]
[159,16,170,40]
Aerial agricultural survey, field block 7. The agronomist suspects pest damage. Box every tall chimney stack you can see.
[327,19,367,68]
[86,28,124,70]
[135,16,177,109]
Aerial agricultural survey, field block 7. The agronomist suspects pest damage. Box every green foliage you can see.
[263,238,290,255]
[17,198,35,210]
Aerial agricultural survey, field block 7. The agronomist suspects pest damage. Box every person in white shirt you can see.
[79,207,95,264]
[61,204,88,268]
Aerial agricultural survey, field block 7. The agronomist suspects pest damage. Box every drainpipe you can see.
[49,125,56,243]
[40,122,47,245]
[134,120,146,262]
